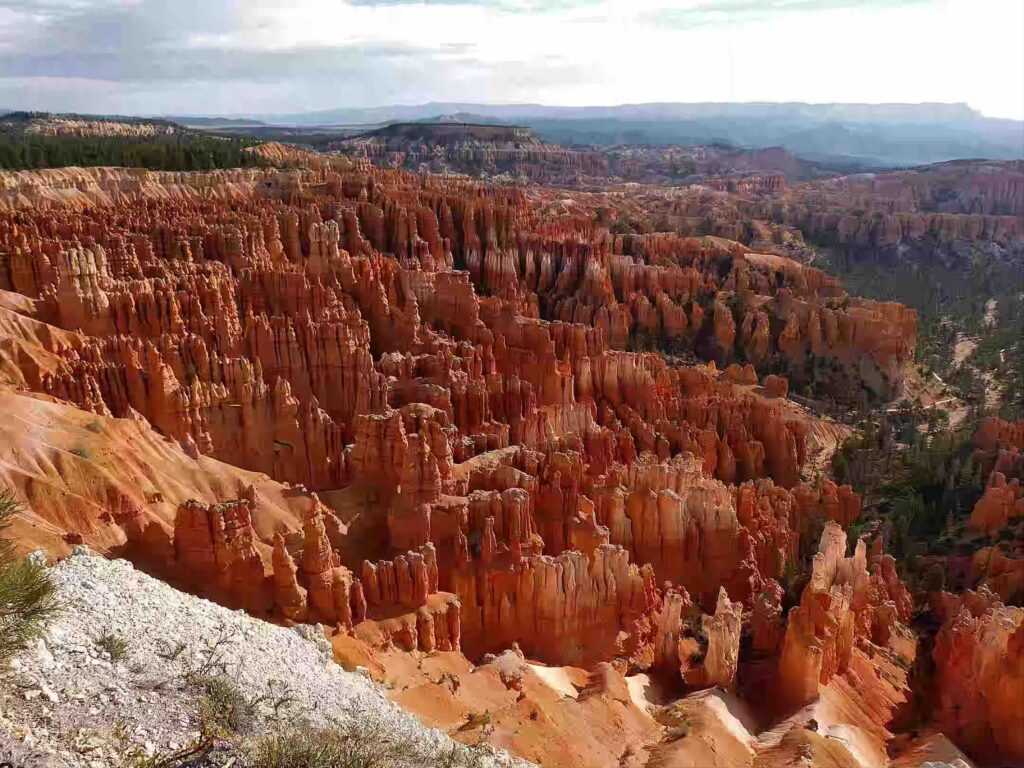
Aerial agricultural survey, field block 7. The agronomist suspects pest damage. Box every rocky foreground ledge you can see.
[0,549,531,768]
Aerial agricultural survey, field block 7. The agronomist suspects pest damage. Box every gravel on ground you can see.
[0,548,532,768]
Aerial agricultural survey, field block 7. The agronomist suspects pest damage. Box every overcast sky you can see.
[1,0,1021,119]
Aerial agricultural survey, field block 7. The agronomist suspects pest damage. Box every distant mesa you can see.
[351,121,539,145]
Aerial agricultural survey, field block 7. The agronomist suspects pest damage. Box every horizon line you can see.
[5,100,1022,123]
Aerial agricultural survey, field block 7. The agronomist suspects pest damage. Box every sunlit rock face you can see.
[969,417,1024,535]
[931,587,1024,766]
[0,160,974,768]
[776,522,912,710]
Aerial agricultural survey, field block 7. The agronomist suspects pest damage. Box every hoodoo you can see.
[0,72,1021,768]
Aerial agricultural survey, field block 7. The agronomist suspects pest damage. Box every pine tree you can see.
[0,487,60,666]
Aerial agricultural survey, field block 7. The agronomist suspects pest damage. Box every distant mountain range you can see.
[163,102,1024,168]
[20,101,1008,168]
[227,101,988,125]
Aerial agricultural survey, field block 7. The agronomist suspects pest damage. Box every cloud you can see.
[0,0,1020,119]
[343,0,599,10]
[646,0,933,28]
[0,0,593,99]
[344,0,499,5]
[0,0,599,115]
[1,41,429,83]
[0,0,489,82]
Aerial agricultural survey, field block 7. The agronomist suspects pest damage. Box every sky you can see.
[1,0,1022,119]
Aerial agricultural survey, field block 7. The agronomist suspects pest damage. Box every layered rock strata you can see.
[0,163,957,766]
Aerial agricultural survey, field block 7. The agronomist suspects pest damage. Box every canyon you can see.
[0,154,1020,768]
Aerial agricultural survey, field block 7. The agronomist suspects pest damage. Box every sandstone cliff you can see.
[0,162,975,768]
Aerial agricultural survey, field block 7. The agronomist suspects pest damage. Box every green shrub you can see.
[94,632,131,663]
[249,719,485,768]
[250,724,413,768]
[113,719,213,768]
[195,674,255,734]
[0,487,60,667]
[893,653,912,671]
[666,723,690,741]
